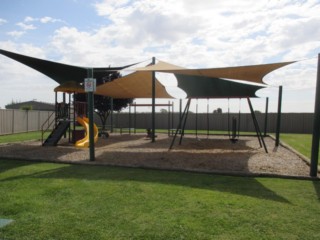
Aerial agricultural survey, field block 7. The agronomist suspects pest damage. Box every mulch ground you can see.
[0,133,314,178]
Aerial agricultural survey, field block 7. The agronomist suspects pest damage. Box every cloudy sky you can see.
[0,0,319,113]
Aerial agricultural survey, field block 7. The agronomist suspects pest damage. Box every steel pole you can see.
[264,97,269,137]
[310,54,320,177]
[275,86,283,147]
[87,68,95,161]
[110,98,113,133]
[151,57,156,142]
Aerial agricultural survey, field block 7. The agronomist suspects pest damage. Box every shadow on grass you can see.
[0,159,41,174]
[0,160,290,204]
[313,181,320,201]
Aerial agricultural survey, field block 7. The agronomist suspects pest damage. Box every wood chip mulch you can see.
[0,134,314,178]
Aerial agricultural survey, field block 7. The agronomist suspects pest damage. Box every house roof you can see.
[5,100,55,111]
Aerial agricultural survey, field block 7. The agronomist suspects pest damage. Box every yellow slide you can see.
[75,116,98,148]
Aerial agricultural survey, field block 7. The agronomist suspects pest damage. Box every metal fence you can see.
[0,109,314,135]
[103,112,314,134]
[0,109,55,135]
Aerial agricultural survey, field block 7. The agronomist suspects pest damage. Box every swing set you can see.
[228,98,241,143]
[169,97,268,153]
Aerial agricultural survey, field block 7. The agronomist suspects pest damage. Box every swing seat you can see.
[229,117,239,143]
[230,138,238,144]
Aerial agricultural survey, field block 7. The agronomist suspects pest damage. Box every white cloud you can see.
[6,31,25,38]
[16,22,36,30]
[39,16,63,23]
[24,16,64,24]
[1,0,320,111]
[0,42,57,107]
[24,16,37,22]
[90,0,319,66]
[0,18,7,25]
[48,0,320,70]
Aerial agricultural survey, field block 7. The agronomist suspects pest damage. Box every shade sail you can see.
[175,74,265,98]
[95,71,173,98]
[135,60,186,71]
[136,60,295,84]
[0,49,287,99]
[0,49,135,85]
[54,81,85,93]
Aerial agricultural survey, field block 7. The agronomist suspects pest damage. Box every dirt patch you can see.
[0,134,312,177]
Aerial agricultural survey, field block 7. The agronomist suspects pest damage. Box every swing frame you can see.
[169,97,268,153]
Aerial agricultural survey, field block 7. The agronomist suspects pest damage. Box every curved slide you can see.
[75,117,98,148]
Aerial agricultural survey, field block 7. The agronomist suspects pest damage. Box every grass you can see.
[0,131,45,144]
[0,159,319,240]
[280,134,312,159]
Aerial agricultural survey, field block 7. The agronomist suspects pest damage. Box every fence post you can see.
[12,109,15,134]
[38,111,41,131]
[26,110,29,132]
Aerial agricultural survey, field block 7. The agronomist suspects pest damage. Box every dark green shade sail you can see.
[0,49,136,85]
[175,74,265,98]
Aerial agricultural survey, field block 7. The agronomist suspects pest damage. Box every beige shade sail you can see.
[136,60,296,84]
[95,70,173,98]
[54,81,85,93]
[135,60,186,71]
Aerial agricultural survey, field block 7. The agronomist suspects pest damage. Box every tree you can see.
[95,97,133,130]
[213,108,222,113]
[20,105,33,111]
[74,71,133,130]
[160,108,168,113]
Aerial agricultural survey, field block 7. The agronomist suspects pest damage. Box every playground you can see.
[0,49,319,178]
[0,50,319,239]
[0,133,311,177]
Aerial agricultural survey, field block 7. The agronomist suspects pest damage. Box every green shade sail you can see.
[0,49,135,85]
[175,74,265,98]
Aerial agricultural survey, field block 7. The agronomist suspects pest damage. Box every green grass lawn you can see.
[0,132,44,144]
[280,134,312,159]
[0,159,319,240]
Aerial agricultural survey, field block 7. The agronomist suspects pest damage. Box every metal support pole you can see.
[151,57,156,142]
[55,91,57,127]
[171,102,174,132]
[134,103,136,134]
[87,68,95,161]
[179,99,192,145]
[264,97,269,137]
[179,99,182,121]
[73,93,76,132]
[207,99,210,137]
[169,98,191,150]
[110,98,114,133]
[129,104,131,135]
[310,54,320,177]
[247,98,268,153]
[196,99,198,138]
[167,101,170,136]
[275,86,283,147]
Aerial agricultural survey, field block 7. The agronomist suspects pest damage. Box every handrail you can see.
[41,111,56,144]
